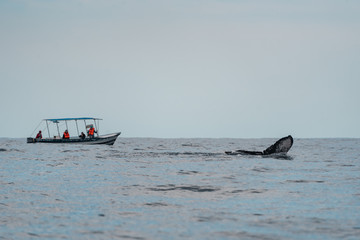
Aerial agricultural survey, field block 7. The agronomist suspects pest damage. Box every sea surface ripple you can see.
[0,138,360,239]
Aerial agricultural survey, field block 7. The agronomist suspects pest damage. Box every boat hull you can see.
[27,132,121,145]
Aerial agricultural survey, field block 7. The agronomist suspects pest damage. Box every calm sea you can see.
[1,137,359,240]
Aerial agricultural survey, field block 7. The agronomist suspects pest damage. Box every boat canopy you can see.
[44,117,102,123]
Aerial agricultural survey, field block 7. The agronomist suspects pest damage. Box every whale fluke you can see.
[225,135,293,156]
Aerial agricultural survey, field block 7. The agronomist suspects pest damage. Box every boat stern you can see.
[27,137,36,143]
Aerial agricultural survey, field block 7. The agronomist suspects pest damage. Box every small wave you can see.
[144,202,168,207]
[28,233,58,238]
[109,154,123,158]
[196,215,238,223]
[148,184,220,192]
[28,233,40,237]
[252,167,271,172]
[8,148,23,152]
[108,149,120,153]
[215,231,277,240]
[114,234,145,240]
[286,180,325,183]
[118,212,141,217]
[181,143,201,147]
[46,163,64,167]
[196,216,225,222]
[229,189,268,194]
[177,170,200,175]
[81,230,104,235]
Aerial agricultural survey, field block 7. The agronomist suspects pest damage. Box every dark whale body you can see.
[225,135,293,156]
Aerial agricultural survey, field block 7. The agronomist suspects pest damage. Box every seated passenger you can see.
[79,132,86,139]
[63,130,70,139]
[35,131,42,139]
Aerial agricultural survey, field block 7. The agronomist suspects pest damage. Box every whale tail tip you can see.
[263,135,293,155]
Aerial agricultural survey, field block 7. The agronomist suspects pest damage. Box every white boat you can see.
[27,117,121,145]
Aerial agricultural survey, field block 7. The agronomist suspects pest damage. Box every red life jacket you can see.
[89,127,94,136]
[63,132,70,139]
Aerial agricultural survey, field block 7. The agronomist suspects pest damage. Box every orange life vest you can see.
[89,127,94,136]
[63,132,70,139]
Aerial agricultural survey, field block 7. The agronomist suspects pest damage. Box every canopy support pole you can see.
[98,120,100,136]
[56,122,60,138]
[94,119,99,137]
[46,120,50,138]
[84,120,87,134]
[75,120,79,136]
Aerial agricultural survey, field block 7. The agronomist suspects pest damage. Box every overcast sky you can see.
[1,0,359,138]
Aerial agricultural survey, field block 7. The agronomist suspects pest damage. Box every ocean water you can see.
[0,137,359,240]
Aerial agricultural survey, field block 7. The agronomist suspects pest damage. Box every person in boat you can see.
[88,126,96,138]
[63,130,70,139]
[35,131,42,139]
[79,132,86,139]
